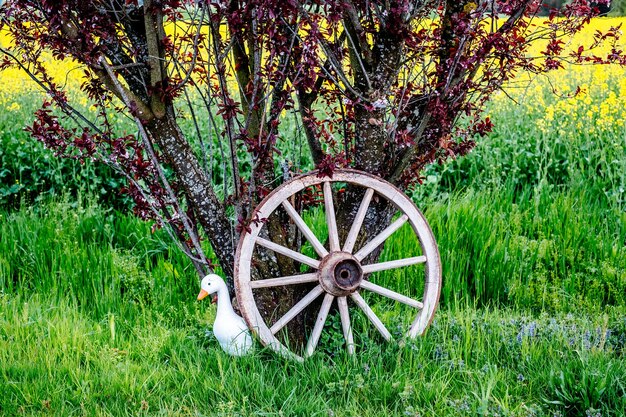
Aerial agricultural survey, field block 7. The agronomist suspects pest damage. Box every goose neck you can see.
[216,286,235,316]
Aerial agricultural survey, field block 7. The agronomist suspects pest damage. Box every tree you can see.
[0,0,619,341]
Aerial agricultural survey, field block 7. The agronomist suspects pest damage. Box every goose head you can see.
[197,274,227,304]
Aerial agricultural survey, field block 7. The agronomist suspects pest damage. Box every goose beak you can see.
[197,289,209,300]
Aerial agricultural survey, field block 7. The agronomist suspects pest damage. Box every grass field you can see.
[1,195,625,416]
[1,17,626,417]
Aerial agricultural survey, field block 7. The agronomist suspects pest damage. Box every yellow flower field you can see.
[485,17,626,138]
[0,31,88,112]
[1,17,626,132]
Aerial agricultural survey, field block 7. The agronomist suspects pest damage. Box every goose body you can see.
[198,274,253,356]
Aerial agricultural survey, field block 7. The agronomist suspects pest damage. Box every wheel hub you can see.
[318,252,363,296]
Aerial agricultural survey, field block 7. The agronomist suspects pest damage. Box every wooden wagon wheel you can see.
[234,169,441,361]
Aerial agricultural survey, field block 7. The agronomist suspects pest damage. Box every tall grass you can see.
[0,197,201,321]
[426,186,626,310]
[1,179,624,331]
[1,205,624,414]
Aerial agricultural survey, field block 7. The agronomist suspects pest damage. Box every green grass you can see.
[0,94,130,209]
[0,198,202,320]
[1,293,624,416]
[1,190,625,415]
[425,186,626,310]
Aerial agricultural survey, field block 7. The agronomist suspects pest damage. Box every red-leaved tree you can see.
[0,0,619,338]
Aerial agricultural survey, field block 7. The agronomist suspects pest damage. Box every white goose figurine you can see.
[197,274,253,356]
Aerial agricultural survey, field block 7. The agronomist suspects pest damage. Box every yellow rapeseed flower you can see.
[6,102,20,111]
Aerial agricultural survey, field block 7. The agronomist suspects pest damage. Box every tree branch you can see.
[143,0,166,118]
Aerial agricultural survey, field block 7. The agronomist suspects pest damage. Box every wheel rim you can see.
[234,169,442,361]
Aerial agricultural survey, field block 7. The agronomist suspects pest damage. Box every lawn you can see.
[1,16,626,417]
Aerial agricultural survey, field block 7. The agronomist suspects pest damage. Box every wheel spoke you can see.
[249,273,318,289]
[256,237,320,269]
[360,280,423,309]
[281,200,329,258]
[323,181,341,252]
[350,292,392,341]
[270,285,325,335]
[342,188,374,253]
[354,214,408,261]
[337,296,355,354]
[305,293,334,357]
[361,256,426,274]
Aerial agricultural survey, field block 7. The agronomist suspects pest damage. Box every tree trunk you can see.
[144,112,236,279]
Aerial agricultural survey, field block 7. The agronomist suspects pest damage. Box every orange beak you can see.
[197,289,209,300]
